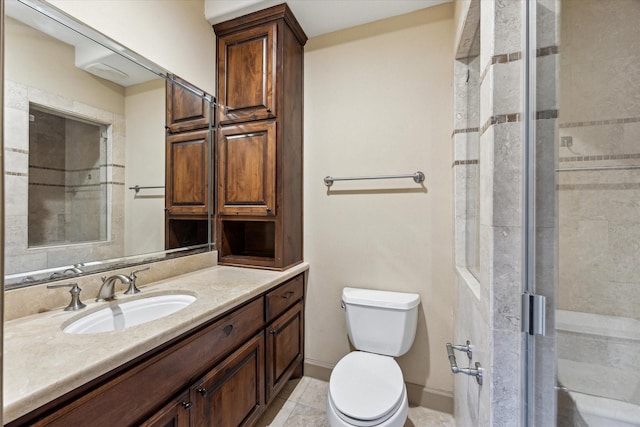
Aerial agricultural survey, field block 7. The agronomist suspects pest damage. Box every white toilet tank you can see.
[342,287,420,357]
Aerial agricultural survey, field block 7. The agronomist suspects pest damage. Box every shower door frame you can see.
[522,0,559,425]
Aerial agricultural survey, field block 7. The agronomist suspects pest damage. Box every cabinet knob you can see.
[197,387,207,396]
[266,207,272,214]
[164,207,170,213]
[182,401,192,409]
[269,329,277,335]
[223,324,233,336]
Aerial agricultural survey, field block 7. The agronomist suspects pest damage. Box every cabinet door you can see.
[191,333,265,427]
[265,301,304,403]
[140,391,191,427]
[218,121,276,216]
[166,75,211,133]
[166,129,210,215]
[217,23,276,125]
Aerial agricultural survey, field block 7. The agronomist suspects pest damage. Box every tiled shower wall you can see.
[557,0,640,319]
[453,0,558,425]
[4,80,125,275]
[28,110,105,246]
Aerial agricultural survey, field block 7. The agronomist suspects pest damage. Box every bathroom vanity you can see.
[4,263,308,426]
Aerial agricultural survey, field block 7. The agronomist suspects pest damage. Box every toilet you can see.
[327,287,421,427]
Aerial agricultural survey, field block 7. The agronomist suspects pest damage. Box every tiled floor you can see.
[256,377,455,427]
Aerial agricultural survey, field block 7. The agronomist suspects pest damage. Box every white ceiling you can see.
[205,0,452,38]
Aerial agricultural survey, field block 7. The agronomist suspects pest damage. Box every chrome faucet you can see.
[96,274,131,302]
[64,263,84,275]
[49,263,85,280]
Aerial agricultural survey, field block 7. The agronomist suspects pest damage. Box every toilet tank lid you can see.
[342,287,420,310]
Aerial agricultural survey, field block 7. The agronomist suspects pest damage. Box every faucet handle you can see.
[124,266,150,295]
[130,266,150,279]
[47,282,87,311]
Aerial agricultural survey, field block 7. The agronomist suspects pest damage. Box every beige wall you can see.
[45,0,216,95]
[124,80,166,255]
[303,4,455,409]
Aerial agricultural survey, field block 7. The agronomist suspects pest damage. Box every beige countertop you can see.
[3,263,309,424]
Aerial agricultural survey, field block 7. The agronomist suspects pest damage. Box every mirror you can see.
[4,0,213,289]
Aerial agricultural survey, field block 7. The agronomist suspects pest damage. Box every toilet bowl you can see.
[327,352,408,427]
[327,288,420,427]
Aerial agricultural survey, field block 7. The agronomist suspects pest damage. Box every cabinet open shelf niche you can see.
[166,218,209,249]
[218,220,276,267]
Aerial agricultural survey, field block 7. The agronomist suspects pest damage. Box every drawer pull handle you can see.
[223,324,233,336]
[281,291,295,299]
[182,401,192,409]
[197,387,207,397]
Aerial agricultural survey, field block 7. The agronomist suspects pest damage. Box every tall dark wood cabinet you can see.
[165,75,213,249]
[214,4,307,270]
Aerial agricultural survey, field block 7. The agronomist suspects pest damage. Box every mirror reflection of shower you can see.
[27,105,108,247]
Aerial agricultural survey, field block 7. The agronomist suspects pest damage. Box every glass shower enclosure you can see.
[529,0,640,425]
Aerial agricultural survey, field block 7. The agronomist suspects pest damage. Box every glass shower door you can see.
[527,0,640,425]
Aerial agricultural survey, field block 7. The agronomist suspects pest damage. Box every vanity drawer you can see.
[265,274,304,322]
[207,297,264,358]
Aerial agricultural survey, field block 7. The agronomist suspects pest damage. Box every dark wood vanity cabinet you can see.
[165,129,210,216]
[141,391,191,427]
[264,274,305,403]
[10,273,305,427]
[266,302,304,403]
[216,23,276,126]
[214,4,307,270]
[164,76,213,249]
[190,333,265,427]
[166,75,211,133]
[217,121,277,216]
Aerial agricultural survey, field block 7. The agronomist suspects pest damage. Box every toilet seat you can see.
[329,352,405,426]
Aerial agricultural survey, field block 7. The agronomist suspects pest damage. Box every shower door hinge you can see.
[522,293,546,336]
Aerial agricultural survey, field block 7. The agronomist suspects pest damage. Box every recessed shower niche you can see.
[27,105,108,247]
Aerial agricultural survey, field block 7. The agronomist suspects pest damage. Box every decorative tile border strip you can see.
[29,181,124,188]
[28,164,125,172]
[29,165,65,172]
[559,182,640,191]
[479,51,522,84]
[480,113,521,135]
[560,117,640,129]
[559,153,640,162]
[6,148,28,155]
[479,45,558,88]
[452,159,479,168]
[479,110,557,135]
[453,127,479,135]
[6,171,27,177]
[537,46,559,57]
[537,110,558,120]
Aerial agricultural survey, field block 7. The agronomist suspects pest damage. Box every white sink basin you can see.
[63,294,197,334]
